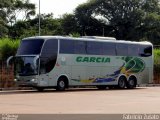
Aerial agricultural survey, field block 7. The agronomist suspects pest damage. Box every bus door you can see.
[39,39,58,86]
[39,57,50,86]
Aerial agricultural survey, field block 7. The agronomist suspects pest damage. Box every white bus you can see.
[8,36,153,91]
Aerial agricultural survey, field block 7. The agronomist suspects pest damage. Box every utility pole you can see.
[103,27,104,36]
[39,0,41,36]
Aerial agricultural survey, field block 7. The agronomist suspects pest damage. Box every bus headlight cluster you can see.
[31,79,38,83]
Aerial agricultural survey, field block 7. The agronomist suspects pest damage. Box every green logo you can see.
[76,56,110,63]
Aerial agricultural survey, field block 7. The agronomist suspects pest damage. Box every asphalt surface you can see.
[0,87,160,114]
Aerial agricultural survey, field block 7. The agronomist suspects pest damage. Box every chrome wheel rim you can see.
[59,81,65,88]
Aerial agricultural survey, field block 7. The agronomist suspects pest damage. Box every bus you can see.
[7,36,153,91]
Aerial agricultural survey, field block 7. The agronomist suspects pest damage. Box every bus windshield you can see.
[15,56,39,76]
[17,39,44,55]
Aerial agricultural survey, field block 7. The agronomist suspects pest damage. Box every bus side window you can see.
[74,41,87,54]
[87,41,102,55]
[102,43,116,56]
[128,45,139,56]
[40,57,57,74]
[40,39,58,74]
[139,45,152,57]
[60,40,74,54]
[116,44,128,56]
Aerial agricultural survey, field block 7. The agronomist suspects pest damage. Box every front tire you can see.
[56,78,66,91]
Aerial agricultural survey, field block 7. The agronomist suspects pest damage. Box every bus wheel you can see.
[96,86,106,90]
[56,78,66,91]
[127,76,137,89]
[118,76,126,89]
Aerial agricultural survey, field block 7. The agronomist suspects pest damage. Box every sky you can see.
[30,0,88,18]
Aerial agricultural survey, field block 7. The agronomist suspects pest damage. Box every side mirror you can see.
[6,56,14,68]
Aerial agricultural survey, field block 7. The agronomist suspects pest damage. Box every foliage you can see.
[5,0,36,25]
[154,48,160,77]
[10,13,63,39]
[60,14,79,35]
[0,0,35,38]
[142,13,160,44]
[0,0,160,45]
[74,0,160,43]
[0,0,10,37]
[69,32,80,37]
[0,38,20,60]
[154,49,160,66]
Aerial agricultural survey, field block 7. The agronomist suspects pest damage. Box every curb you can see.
[137,84,160,87]
[0,87,33,91]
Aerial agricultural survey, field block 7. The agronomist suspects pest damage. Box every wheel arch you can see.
[128,74,137,86]
[117,74,127,83]
[116,74,127,89]
[57,74,69,88]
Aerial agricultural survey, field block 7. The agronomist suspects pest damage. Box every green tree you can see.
[11,13,63,39]
[0,0,35,38]
[60,14,78,35]
[0,0,11,37]
[74,0,160,44]
[141,13,160,44]
[39,13,63,35]
[6,0,35,26]
[74,1,105,36]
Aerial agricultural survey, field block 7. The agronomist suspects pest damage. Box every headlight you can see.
[14,79,17,82]
[31,79,38,83]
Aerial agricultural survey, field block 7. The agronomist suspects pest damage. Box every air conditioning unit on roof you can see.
[81,36,116,40]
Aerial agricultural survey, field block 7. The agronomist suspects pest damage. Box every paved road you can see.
[0,87,160,114]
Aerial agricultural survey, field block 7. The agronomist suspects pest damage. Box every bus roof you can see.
[23,36,153,46]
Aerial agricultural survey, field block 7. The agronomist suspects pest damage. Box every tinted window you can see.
[41,39,58,57]
[87,41,102,55]
[60,40,74,54]
[128,45,139,56]
[40,39,58,74]
[74,41,87,54]
[116,44,128,56]
[15,56,39,76]
[102,43,116,55]
[17,39,44,55]
[139,45,152,57]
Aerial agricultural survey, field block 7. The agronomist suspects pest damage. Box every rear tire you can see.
[127,76,137,89]
[56,78,66,91]
[118,76,126,89]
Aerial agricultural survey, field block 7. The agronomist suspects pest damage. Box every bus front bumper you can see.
[14,78,38,87]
